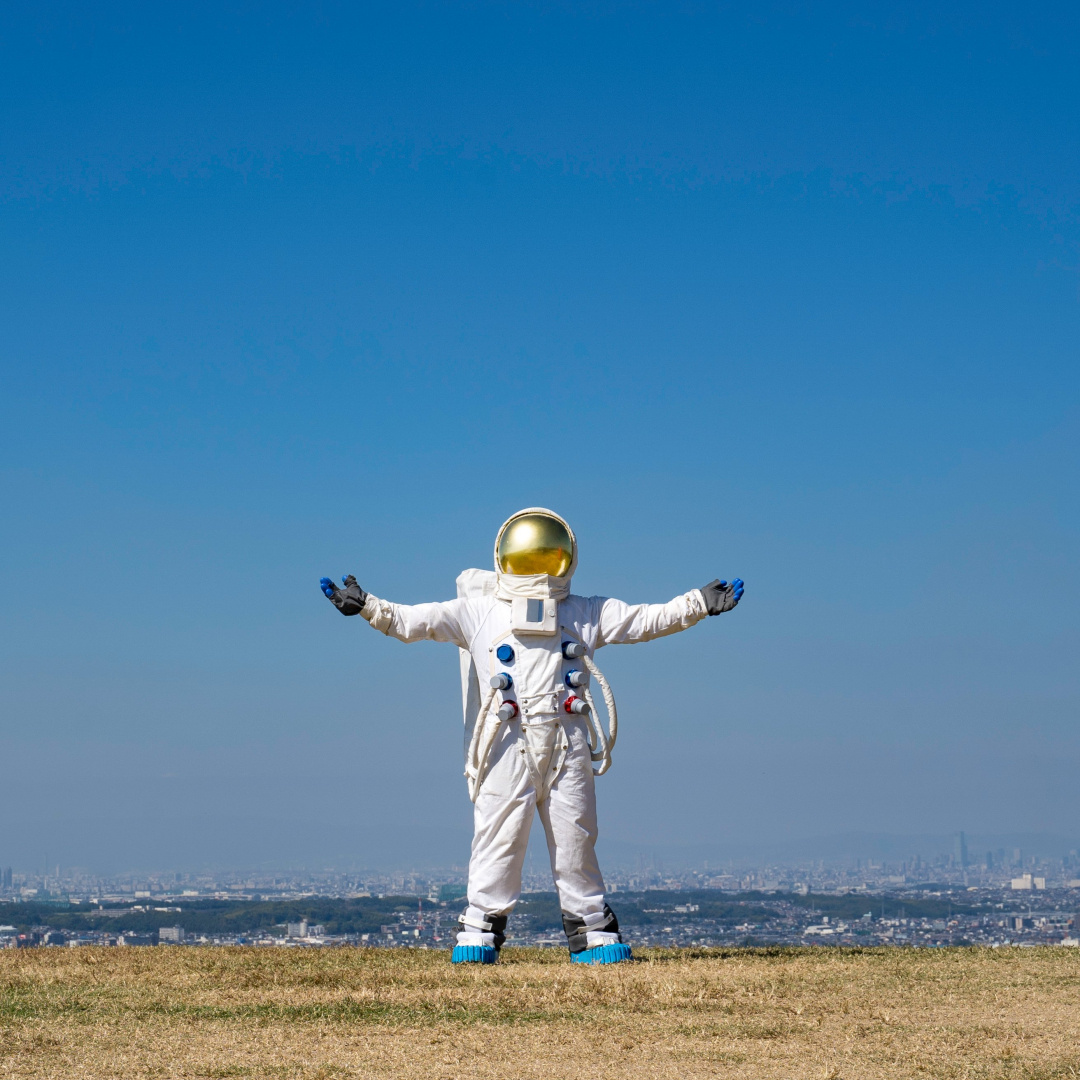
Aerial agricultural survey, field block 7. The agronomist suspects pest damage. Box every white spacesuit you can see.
[320,508,743,964]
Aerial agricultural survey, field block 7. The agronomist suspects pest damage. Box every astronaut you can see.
[320,508,743,964]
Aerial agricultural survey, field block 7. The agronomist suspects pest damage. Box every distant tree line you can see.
[0,890,977,936]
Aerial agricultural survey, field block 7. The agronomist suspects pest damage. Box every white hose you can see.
[581,682,609,773]
[582,653,617,776]
[465,685,498,802]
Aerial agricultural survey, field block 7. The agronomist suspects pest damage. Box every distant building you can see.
[1011,876,1047,890]
[953,832,968,868]
[118,933,156,946]
[158,926,185,944]
[287,921,308,938]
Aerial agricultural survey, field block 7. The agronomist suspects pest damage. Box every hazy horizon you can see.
[10,831,1080,883]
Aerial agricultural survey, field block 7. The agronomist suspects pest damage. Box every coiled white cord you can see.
[464,685,498,802]
[581,653,617,775]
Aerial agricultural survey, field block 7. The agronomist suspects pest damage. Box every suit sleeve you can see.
[595,589,708,647]
[359,594,469,649]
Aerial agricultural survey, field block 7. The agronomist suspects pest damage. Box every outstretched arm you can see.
[319,575,468,648]
[597,578,744,646]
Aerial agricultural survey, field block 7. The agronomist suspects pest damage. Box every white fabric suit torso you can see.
[360,582,708,928]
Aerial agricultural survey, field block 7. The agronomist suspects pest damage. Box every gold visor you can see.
[497,513,575,577]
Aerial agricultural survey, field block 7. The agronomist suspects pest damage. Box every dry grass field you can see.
[0,945,1077,1080]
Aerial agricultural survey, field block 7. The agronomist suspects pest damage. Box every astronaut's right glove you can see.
[700,578,744,615]
[319,575,368,616]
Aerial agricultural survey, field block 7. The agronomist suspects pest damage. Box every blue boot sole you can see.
[571,943,633,965]
[451,945,499,964]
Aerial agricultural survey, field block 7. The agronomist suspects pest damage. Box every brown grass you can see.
[0,945,1078,1079]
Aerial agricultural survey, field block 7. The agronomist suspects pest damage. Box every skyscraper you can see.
[954,832,969,869]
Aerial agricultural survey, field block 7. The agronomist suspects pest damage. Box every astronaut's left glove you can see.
[319,575,368,616]
[700,578,744,615]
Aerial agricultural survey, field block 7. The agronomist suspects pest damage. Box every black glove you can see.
[319,575,368,616]
[700,578,744,615]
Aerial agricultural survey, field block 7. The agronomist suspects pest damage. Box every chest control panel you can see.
[510,597,558,635]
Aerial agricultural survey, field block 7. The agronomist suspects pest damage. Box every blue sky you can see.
[1,2,1078,872]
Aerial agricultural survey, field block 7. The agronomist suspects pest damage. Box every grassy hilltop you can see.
[1,945,1078,1079]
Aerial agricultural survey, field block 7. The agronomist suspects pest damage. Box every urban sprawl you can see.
[3,835,1078,950]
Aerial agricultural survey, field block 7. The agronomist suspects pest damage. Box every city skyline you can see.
[6,828,1080,886]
